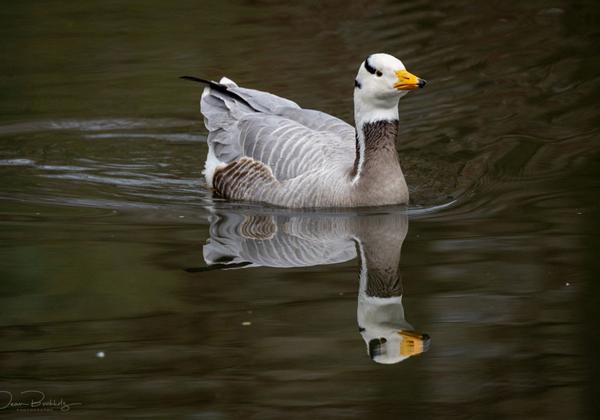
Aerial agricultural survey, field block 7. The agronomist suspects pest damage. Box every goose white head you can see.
[354,53,426,126]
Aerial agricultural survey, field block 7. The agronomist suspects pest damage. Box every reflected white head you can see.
[354,53,426,126]
[357,293,430,364]
[362,329,430,364]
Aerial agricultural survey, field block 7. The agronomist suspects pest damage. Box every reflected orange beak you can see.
[399,330,431,356]
[394,70,427,90]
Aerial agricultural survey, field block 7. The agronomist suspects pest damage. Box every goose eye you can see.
[376,70,383,77]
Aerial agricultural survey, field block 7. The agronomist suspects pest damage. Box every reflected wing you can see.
[203,212,356,268]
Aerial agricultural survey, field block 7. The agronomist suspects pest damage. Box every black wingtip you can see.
[179,75,256,110]
[180,75,212,84]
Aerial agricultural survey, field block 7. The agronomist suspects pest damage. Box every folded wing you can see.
[201,78,355,183]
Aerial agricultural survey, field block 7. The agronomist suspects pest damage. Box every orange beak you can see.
[394,70,427,90]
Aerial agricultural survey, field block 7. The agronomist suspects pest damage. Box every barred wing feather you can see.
[201,78,355,182]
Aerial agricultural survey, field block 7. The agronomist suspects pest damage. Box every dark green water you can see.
[1,1,599,419]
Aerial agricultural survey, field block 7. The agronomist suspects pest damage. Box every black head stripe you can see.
[354,79,362,89]
[364,56,376,74]
[368,337,388,359]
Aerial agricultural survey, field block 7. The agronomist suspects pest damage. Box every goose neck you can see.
[352,118,400,181]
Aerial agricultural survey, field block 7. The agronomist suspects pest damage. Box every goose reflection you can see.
[201,207,430,364]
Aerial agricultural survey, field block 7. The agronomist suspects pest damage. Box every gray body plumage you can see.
[200,78,408,208]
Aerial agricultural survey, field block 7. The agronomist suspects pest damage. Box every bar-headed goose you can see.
[183,53,426,208]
